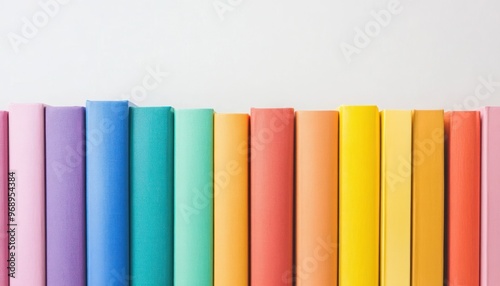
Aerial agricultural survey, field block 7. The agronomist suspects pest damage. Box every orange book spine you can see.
[445,111,480,286]
[250,108,294,286]
[295,111,338,286]
[411,110,444,286]
[214,114,249,286]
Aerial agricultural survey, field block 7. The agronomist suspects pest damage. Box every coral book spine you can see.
[445,111,480,286]
[250,108,294,286]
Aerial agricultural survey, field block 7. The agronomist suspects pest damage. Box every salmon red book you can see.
[0,112,8,286]
[339,106,379,286]
[214,114,249,286]
[9,104,46,286]
[380,110,411,286]
[251,108,294,286]
[295,111,338,286]
[481,107,500,286]
[411,110,444,286]
[445,111,480,286]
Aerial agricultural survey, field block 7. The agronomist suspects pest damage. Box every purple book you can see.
[45,107,86,286]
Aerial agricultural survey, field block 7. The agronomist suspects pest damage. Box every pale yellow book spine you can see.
[381,110,412,286]
[214,113,249,286]
[411,110,444,286]
[339,106,380,286]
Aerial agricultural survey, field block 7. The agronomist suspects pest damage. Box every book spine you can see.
[46,107,86,286]
[130,107,174,285]
[174,109,214,286]
[339,106,380,286]
[295,111,338,286]
[411,110,444,286]
[214,114,249,286]
[481,107,500,285]
[9,104,46,285]
[0,112,8,286]
[86,101,130,286]
[250,108,294,286]
[380,110,412,286]
[445,111,480,286]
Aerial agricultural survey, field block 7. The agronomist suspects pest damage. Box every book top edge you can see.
[9,103,45,108]
[380,109,413,113]
[130,106,173,110]
[45,106,85,111]
[445,110,480,115]
[214,113,249,116]
[250,107,294,111]
[481,106,500,112]
[412,109,444,113]
[175,108,214,112]
[295,110,339,114]
[86,100,128,103]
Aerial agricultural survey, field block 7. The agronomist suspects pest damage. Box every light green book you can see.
[174,109,214,286]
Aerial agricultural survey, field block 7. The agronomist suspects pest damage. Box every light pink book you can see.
[481,107,500,285]
[0,112,8,286]
[9,104,45,285]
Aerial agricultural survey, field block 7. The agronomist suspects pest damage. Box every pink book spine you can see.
[481,107,500,285]
[9,104,45,285]
[0,112,8,286]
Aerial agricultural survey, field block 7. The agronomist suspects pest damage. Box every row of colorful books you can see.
[0,102,497,286]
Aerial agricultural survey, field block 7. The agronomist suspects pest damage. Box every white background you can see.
[0,0,499,112]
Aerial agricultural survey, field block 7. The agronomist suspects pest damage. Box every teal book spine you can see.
[130,107,174,285]
[174,109,214,286]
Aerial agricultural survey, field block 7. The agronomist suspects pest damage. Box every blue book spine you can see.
[86,101,130,286]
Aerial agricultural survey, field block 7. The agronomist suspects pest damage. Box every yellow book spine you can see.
[214,113,249,286]
[381,110,412,286]
[339,106,380,286]
[411,110,444,286]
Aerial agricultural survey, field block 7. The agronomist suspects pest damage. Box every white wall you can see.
[1,0,499,112]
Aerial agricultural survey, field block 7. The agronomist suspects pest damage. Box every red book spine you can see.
[250,108,294,286]
[445,111,481,286]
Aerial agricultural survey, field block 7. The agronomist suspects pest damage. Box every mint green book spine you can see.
[130,107,174,285]
[174,109,214,286]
